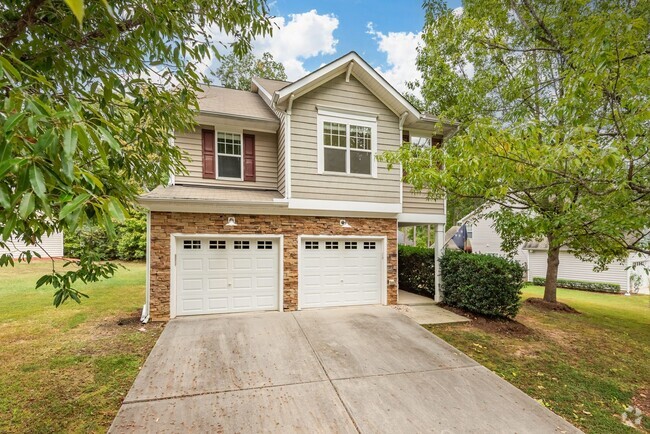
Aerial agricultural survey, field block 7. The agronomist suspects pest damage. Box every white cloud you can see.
[254,10,339,80]
[366,22,422,94]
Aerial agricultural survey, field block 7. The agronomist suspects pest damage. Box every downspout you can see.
[285,94,295,199]
[141,210,151,323]
[398,111,408,207]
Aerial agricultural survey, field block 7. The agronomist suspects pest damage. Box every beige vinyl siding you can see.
[1,232,64,258]
[290,74,401,204]
[174,126,278,190]
[402,184,445,215]
[527,250,629,291]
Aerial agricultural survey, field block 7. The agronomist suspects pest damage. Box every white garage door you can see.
[299,238,383,309]
[175,237,279,316]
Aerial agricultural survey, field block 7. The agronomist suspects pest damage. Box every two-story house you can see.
[138,52,451,321]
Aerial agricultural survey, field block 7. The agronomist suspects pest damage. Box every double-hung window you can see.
[318,109,377,177]
[216,132,242,179]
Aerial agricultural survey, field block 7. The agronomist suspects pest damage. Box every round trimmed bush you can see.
[440,250,524,319]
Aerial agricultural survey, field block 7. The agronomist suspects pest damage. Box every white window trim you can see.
[317,110,378,178]
[214,128,244,181]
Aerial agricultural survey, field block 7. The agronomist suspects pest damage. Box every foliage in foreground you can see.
[386,0,650,304]
[440,250,524,318]
[0,0,272,305]
[398,245,436,298]
[532,276,620,294]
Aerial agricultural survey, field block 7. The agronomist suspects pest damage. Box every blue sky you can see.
[267,0,462,78]
[206,1,462,93]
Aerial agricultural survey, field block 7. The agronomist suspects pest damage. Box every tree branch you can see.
[0,0,47,52]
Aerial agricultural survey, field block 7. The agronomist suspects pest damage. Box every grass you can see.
[429,286,650,434]
[0,260,162,433]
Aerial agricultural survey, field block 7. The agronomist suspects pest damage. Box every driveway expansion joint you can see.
[291,312,362,434]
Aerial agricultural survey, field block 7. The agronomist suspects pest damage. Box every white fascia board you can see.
[397,213,447,224]
[251,77,274,102]
[276,52,420,118]
[288,198,401,214]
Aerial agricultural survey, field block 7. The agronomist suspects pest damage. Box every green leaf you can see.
[18,191,35,219]
[0,186,10,208]
[106,197,126,222]
[0,56,21,81]
[63,128,78,155]
[29,165,47,199]
[97,126,121,153]
[64,0,85,25]
[3,113,25,134]
[59,193,91,219]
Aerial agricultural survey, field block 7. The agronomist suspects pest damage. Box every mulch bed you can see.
[525,297,581,314]
[439,304,534,337]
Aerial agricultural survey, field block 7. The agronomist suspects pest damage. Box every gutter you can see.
[141,210,151,324]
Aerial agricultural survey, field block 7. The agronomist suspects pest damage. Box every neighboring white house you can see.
[0,232,64,259]
[456,205,650,294]
[458,204,528,266]
[525,240,649,294]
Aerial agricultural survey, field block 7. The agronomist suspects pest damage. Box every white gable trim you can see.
[274,52,420,119]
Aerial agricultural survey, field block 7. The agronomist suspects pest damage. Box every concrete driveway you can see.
[110,306,580,433]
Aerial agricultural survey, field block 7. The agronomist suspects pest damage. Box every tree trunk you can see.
[544,236,560,303]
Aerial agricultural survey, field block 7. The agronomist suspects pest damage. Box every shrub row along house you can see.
[138,52,452,321]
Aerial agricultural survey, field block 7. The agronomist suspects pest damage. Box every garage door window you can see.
[305,241,319,249]
[363,241,376,250]
[344,241,358,250]
[325,241,339,249]
[234,240,250,249]
[209,240,226,250]
[183,240,201,250]
[257,241,273,249]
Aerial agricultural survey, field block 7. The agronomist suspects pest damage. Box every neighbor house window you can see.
[217,132,242,179]
[318,109,377,177]
[410,136,432,148]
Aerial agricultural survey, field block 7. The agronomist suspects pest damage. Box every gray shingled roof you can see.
[254,77,292,95]
[197,85,279,122]
[140,185,283,204]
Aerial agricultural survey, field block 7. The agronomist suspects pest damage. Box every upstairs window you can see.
[217,132,242,179]
[318,109,377,177]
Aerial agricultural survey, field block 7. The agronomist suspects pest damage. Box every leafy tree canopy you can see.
[0,0,272,305]
[386,0,650,302]
[215,51,287,90]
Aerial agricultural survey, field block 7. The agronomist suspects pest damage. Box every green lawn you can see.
[0,260,162,433]
[430,286,650,434]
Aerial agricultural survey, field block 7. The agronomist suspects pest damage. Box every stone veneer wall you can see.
[149,212,398,320]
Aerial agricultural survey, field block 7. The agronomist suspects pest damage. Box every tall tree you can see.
[386,0,650,304]
[0,1,272,305]
[215,51,287,90]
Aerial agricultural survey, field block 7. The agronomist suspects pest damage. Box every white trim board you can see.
[288,198,401,214]
[397,213,447,225]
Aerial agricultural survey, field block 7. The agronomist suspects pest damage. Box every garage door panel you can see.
[300,238,383,309]
[181,258,203,271]
[176,238,279,316]
[207,277,228,291]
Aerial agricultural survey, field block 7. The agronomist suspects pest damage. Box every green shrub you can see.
[64,211,146,261]
[398,245,436,298]
[116,216,146,260]
[440,250,524,319]
[532,277,620,293]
